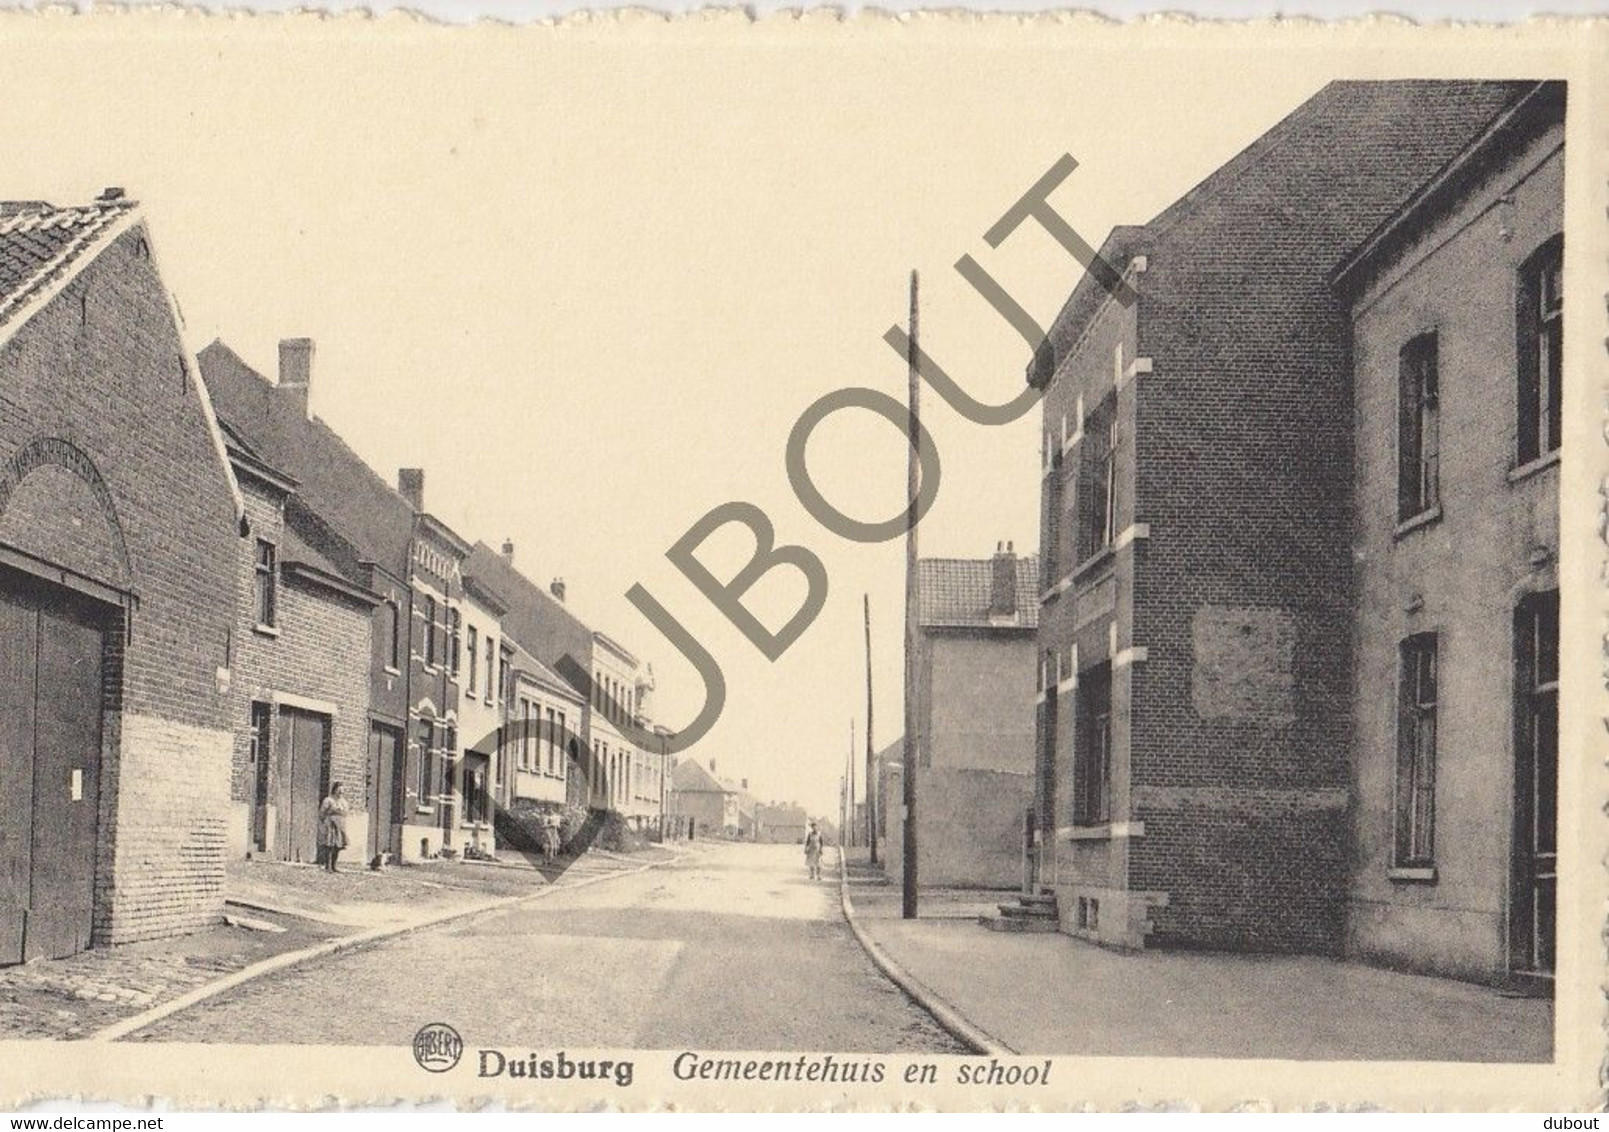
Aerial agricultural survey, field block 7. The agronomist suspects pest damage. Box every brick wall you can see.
[0,223,239,946]
[227,478,375,859]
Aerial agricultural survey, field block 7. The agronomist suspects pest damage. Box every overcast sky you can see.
[0,14,1578,816]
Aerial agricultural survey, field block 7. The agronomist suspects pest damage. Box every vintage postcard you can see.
[0,8,1603,1113]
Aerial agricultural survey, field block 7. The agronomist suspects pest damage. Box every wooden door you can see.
[1512,591,1559,977]
[0,572,106,963]
[274,707,330,863]
[367,724,403,860]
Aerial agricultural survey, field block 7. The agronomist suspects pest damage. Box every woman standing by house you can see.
[319,782,350,873]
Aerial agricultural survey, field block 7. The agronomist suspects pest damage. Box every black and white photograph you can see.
[0,11,1599,1113]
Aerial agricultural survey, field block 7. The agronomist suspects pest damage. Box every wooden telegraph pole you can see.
[847,717,856,849]
[864,592,877,865]
[902,271,920,920]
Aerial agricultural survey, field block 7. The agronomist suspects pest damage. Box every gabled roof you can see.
[464,540,595,672]
[1029,80,1538,385]
[199,340,417,576]
[918,555,1039,630]
[670,758,730,795]
[0,195,138,333]
[509,639,586,706]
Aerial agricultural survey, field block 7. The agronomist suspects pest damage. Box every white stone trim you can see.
[1056,673,1078,696]
[1113,646,1149,669]
[1113,522,1151,550]
[1059,821,1146,841]
[1125,357,1153,380]
[272,692,338,717]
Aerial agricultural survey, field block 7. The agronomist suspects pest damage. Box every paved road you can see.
[139,842,964,1053]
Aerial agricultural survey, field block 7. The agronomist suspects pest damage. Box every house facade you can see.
[506,641,586,815]
[449,574,506,858]
[0,194,240,957]
[882,544,1038,889]
[223,426,377,863]
[1027,80,1562,982]
[667,758,737,836]
[1334,83,1564,986]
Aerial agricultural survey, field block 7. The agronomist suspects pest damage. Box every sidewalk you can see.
[844,862,1553,1063]
[1,844,680,1040]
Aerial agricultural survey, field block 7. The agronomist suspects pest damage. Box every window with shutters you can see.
[1395,633,1438,867]
[466,625,479,693]
[1397,332,1439,522]
[1517,234,1563,466]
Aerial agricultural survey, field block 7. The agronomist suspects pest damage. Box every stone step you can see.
[1019,891,1057,906]
[978,913,1059,934]
[998,902,1058,919]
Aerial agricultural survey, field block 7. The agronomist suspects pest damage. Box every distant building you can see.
[0,193,241,957]
[755,803,808,844]
[881,543,1038,889]
[667,758,738,836]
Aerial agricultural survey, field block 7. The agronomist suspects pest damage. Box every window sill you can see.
[1387,865,1437,884]
[1393,506,1442,541]
[384,666,401,677]
[1071,545,1116,584]
[414,805,434,816]
[252,623,280,638]
[1064,821,1144,842]
[1508,449,1560,485]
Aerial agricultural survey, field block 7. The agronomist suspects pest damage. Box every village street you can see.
[136,843,965,1053]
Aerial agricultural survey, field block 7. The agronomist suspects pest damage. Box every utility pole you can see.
[848,717,856,849]
[864,592,877,865]
[902,270,920,920]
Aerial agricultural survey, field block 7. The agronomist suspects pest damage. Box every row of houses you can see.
[663,756,809,843]
[0,196,672,963]
[881,79,1564,991]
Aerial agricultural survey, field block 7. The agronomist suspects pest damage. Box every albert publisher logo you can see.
[413,1023,464,1073]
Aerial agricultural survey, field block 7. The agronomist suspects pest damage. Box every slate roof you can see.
[0,195,137,332]
[199,340,418,578]
[917,555,1039,630]
[464,541,595,678]
[670,758,730,795]
[1030,80,1541,385]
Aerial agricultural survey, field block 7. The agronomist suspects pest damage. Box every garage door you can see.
[0,570,106,964]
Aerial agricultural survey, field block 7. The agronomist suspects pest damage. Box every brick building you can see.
[201,340,473,863]
[222,423,378,863]
[1333,82,1564,986]
[667,757,738,837]
[1028,81,1548,958]
[0,193,241,957]
[880,544,1038,889]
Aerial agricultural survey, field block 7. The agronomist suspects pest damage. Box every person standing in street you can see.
[319,782,350,873]
[804,820,824,881]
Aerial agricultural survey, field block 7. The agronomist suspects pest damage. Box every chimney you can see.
[990,540,1018,618]
[501,539,515,565]
[398,468,425,512]
[741,778,749,790]
[278,338,314,418]
[549,577,566,603]
[709,758,717,776]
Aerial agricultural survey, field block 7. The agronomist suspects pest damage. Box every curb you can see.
[834,848,1015,1057]
[91,849,684,1043]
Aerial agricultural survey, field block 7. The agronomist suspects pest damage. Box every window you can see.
[384,599,401,670]
[499,649,512,704]
[1072,662,1112,826]
[465,763,488,825]
[485,638,495,702]
[416,718,435,805]
[1397,332,1440,521]
[551,709,564,775]
[447,607,461,677]
[522,698,535,771]
[423,595,438,668]
[1514,590,1559,972]
[467,626,479,693]
[253,540,277,628]
[1395,633,1438,867]
[1078,394,1118,562]
[1518,235,1564,465]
